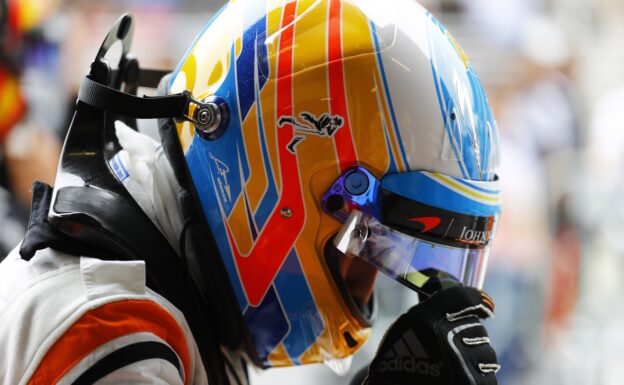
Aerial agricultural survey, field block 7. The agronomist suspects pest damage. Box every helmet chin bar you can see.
[47,14,243,385]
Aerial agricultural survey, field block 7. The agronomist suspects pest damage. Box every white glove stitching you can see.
[447,322,483,385]
[478,363,501,374]
[446,304,493,322]
[462,337,491,346]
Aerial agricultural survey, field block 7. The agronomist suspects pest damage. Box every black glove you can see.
[362,286,499,385]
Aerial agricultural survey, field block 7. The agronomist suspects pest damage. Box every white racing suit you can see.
[0,123,209,385]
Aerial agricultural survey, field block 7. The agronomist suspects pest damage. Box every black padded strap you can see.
[19,182,108,261]
[78,76,191,119]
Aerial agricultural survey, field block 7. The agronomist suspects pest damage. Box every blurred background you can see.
[1,0,624,384]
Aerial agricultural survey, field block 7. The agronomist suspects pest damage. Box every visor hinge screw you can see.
[195,104,220,133]
[192,96,230,141]
[281,208,293,219]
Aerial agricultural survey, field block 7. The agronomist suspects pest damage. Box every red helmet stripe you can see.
[328,0,357,171]
[225,1,306,307]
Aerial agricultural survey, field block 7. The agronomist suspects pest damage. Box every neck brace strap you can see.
[78,75,192,120]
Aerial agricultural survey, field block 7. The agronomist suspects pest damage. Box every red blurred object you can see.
[0,65,26,143]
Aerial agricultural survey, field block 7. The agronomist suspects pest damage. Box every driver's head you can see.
[161,0,500,368]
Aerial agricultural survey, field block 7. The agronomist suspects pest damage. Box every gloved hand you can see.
[362,286,499,385]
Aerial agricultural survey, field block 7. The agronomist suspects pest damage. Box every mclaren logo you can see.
[278,112,344,154]
[378,329,443,377]
[408,217,442,234]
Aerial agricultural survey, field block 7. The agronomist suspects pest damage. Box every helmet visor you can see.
[335,210,495,296]
[323,167,501,297]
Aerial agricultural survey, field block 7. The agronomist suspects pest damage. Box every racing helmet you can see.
[65,0,500,371]
[166,0,500,367]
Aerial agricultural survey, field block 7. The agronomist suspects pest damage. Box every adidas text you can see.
[378,357,443,377]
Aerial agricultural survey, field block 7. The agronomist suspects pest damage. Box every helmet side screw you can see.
[281,208,293,219]
[195,104,220,133]
[192,96,230,141]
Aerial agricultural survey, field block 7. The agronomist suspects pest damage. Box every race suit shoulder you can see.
[0,246,208,385]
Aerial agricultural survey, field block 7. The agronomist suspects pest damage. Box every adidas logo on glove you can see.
[377,330,444,377]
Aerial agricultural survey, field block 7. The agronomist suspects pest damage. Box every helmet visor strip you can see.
[335,210,492,295]
[322,167,500,297]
